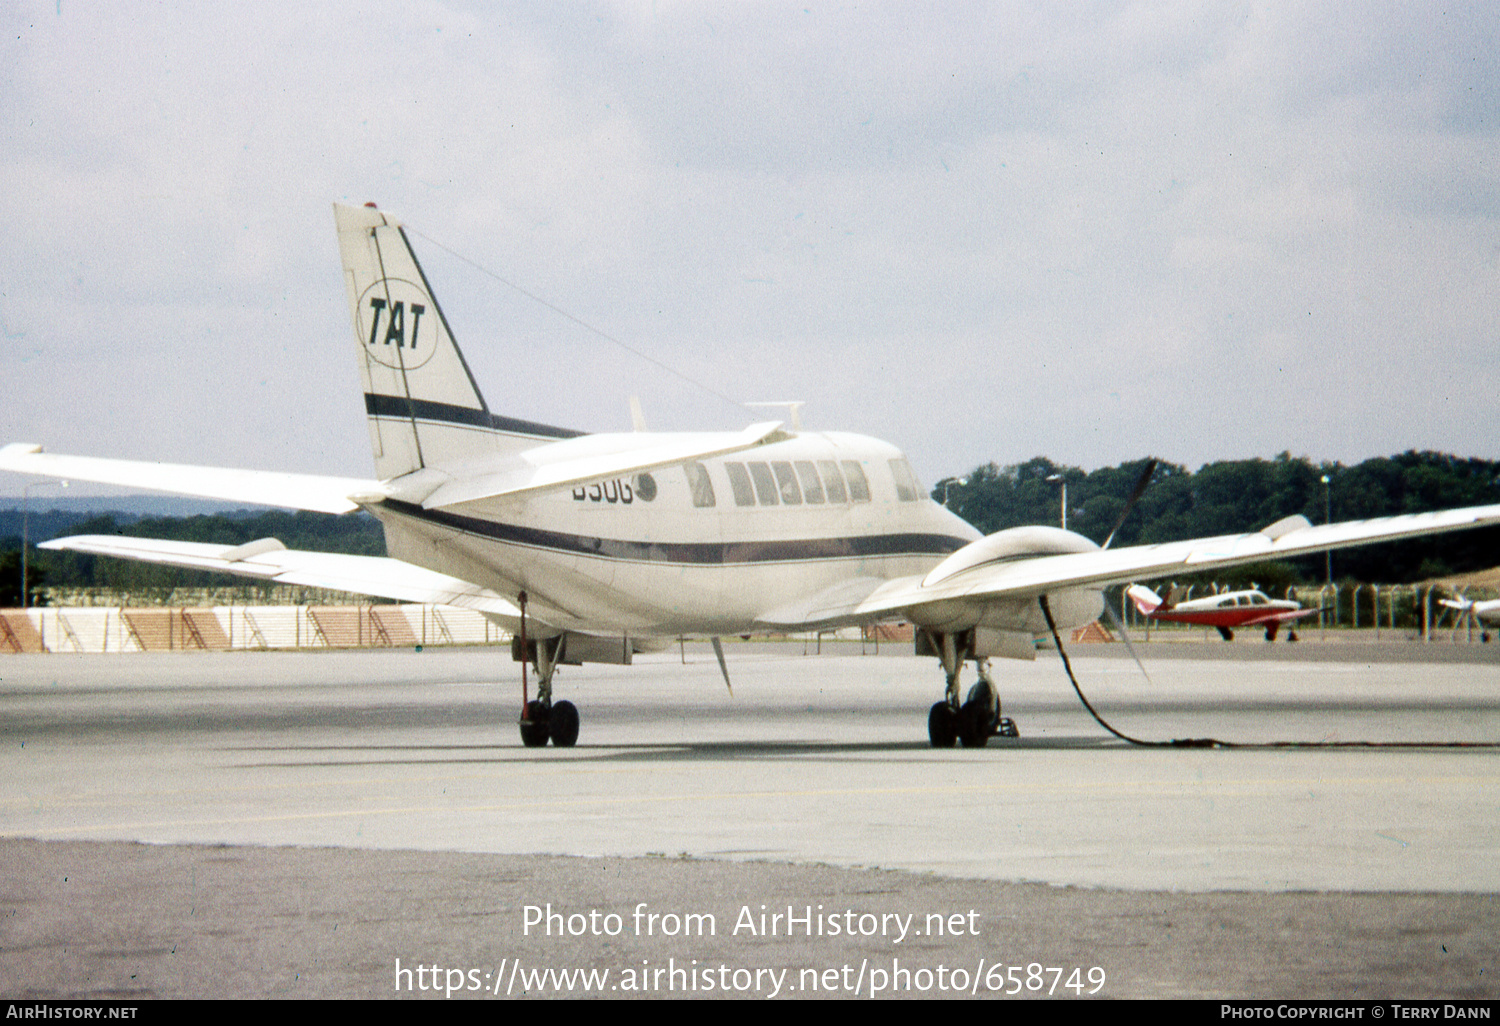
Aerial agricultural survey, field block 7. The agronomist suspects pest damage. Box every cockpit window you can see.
[725,462,755,507]
[684,462,716,508]
[841,461,871,502]
[889,458,923,502]
[772,462,803,505]
[795,461,825,504]
[818,461,848,503]
[748,462,779,505]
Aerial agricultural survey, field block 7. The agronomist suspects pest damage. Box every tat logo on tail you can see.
[357,278,435,369]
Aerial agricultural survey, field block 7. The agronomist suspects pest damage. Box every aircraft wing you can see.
[38,534,521,623]
[758,504,1500,629]
[0,443,383,515]
[1243,607,1325,626]
[3,423,792,514]
[1441,598,1500,624]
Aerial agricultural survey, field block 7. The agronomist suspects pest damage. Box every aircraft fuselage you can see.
[369,430,984,637]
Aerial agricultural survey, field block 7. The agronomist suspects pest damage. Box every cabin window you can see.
[772,462,803,505]
[795,461,825,503]
[818,460,848,503]
[684,462,715,508]
[725,462,756,507]
[748,462,780,505]
[889,458,923,502]
[841,461,871,502]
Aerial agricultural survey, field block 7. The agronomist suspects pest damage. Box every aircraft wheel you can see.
[549,700,580,748]
[997,716,1020,739]
[958,700,990,748]
[927,702,958,748]
[519,700,551,748]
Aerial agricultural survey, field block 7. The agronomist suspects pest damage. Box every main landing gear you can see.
[517,634,579,748]
[922,630,1019,748]
[520,698,579,748]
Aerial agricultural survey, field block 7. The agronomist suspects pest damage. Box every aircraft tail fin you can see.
[1126,584,1163,615]
[334,203,581,480]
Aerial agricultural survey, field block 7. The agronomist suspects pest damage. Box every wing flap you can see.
[0,443,383,515]
[754,577,892,630]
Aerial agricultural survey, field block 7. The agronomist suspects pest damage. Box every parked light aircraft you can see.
[1126,583,1321,642]
[1440,597,1499,640]
[6,202,1500,749]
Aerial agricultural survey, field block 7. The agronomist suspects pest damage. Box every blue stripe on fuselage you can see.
[378,499,969,566]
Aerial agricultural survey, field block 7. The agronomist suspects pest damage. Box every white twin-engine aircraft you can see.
[6,202,1500,749]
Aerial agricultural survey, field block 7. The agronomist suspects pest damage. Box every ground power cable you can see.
[1037,594,1500,750]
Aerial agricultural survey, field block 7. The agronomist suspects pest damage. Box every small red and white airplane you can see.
[1127,583,1322,641]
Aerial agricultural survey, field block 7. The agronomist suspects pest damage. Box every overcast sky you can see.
[2,2,1497,499]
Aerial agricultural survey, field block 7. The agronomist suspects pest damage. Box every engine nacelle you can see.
[907,526,1105,641]
[922,525,1099,587]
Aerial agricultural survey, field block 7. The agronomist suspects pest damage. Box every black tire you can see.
[958,700,990,748]
[549,700,580,748]
[519,700,550,748]
[928,701,958,748]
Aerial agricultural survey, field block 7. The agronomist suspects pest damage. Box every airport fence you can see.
[5,582,1494,655]
[0,604,503,654]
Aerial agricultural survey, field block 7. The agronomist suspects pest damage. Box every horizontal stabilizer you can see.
[39,534,520,621]
[410,422,793,509]
[0,443,383,515]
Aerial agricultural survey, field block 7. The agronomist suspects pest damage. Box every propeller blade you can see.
[1103,603,1154,687]
[1101,458,1158,551]
[711,636,733,697]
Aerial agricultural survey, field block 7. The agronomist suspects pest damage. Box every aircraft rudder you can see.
[1126,584,1162,614]
[335,202,496,478]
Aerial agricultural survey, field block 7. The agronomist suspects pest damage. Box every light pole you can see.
[20,480,68,609]
[1045,473,1067,530]
[941,476,968,508]
[1320,474,1331,588]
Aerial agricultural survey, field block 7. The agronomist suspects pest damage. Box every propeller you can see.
[711,636,734,697]
[1072,458,1161,691]
[1100,458,1158,551]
